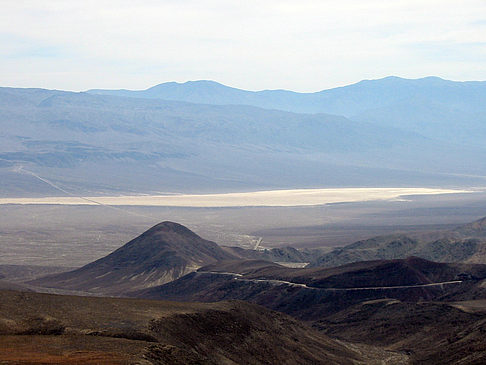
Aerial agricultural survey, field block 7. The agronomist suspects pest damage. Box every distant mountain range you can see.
[2,76,486,195]
[88,76,486,117]
[89,76,486,147]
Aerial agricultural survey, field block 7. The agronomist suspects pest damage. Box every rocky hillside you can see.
[454,216,486,238]
[0,290,403,364]
[315,299,486,364]
[309,216,486,268]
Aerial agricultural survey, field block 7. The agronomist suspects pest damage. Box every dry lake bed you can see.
[0,187,474,207]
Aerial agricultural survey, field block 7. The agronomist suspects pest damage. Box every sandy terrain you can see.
[0,187,472,207]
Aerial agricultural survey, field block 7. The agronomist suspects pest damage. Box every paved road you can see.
[198,271,463,291]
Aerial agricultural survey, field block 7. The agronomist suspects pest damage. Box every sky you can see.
[1,0,486,92]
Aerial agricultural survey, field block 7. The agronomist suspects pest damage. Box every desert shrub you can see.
[19,316,65,335]
[0,318,18,334]
[86,328,158,342]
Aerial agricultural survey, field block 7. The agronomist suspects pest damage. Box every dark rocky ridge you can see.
[133,257,486,319]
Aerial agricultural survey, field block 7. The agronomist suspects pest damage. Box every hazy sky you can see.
[2,0,486,91]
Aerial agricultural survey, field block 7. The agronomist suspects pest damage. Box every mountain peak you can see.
[454,216,486,236]
[148,80,231,91]
[184,80,224,85]
[147,221,197,236]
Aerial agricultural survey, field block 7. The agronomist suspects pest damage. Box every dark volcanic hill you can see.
[31,221,236,295]
[0,290,404,364]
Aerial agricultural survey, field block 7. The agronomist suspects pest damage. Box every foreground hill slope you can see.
[316,299,486,365]
[0,290,403,364]
[31,222,236,295]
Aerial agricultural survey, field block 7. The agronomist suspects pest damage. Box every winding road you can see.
[198,271,463,291]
